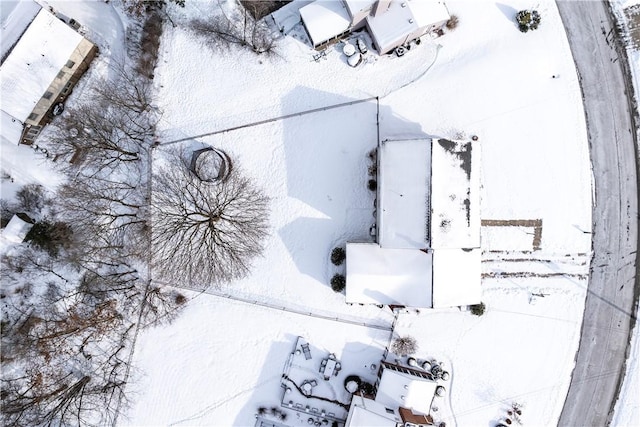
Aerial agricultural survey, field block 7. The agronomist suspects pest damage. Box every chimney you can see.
[373,0,392,17]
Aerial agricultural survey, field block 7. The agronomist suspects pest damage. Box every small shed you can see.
[2,213,35,243]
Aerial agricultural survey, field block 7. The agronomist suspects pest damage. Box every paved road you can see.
[556,1,639,426]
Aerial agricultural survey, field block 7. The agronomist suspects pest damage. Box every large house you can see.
[299,0,450,53]
[346,138,482,309]
[0,4,98,145]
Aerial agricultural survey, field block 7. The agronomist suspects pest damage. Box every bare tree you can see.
[1,297,134,427]
[15,184,47,216]
[121,0,185,17]
[152,151,269,287]
[189,0,279,55]
[43,68,157,172]
[391,335,418,356]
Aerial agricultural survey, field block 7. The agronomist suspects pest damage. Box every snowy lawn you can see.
[393,276,588,427]
[126,0,594,425]
[124,290,391,426]
[158,98,395,325]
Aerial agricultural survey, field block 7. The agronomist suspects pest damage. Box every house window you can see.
[26,126,41,137]
[57,70,65,79]
[43,91,53,100]
[61,81,73,95]
[27,113,38,121]
[385,408,394,414]
[65,60,75,68]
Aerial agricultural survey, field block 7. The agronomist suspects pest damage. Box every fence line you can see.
[155,280,393,331]
[161,96,379,145]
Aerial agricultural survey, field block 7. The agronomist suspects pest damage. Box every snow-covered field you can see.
[124,0,595,426]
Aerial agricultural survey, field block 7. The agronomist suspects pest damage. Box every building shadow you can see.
[232,335,298,426]
[279,86,427,285]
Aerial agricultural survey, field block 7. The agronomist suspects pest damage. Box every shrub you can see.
[331,247,346,266]
[446,14,459,30]
[367,179,377,191]
[391,335,418,356]
[15,183,46,215]
[25,220,73,257]
[359,381,375,395]
[470,302,486,316]
[174,293,187,305]
[516,10,541,33]
[330,274,346,292]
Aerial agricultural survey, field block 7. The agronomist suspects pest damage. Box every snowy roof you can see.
[406,0,450,28]
[299,0,351,46]
[344,0,376,17]
[432,248,482,308]
[2,213,34,243]
[366,0,449,52]
[345,396,399,427]
[430,139,480,249]
[0,8,82,122]
[345,243,432,307]
[1,110,24,144]
[375,368,437,415]
[378,138,430,249]
[0,0,41,60]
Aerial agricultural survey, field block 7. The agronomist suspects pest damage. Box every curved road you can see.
[556,1,639,426]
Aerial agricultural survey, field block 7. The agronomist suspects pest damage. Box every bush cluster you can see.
[446,14,459,30]
[516,10,541,33]
[331,247,346,266]
[331,273,346,292]
[470,302,486,316]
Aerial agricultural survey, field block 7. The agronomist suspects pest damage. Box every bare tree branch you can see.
[151,150,269,287]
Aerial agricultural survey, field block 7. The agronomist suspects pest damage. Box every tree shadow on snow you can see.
[495,2,518,26]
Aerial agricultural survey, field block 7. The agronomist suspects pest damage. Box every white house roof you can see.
[0,8,82,122]
[299,0,351,46]
[2,213,34,243]
[375,368,437,415]
[366,0,449,53]
[343,0,376,16]
[346,243,432,307]
[366,1,418,52]
[345,396,399,427]
[430,138,480,249]
[432,248,482,308]
[407,0,450,28]
[0,0,41,60]
[378,138,430,249]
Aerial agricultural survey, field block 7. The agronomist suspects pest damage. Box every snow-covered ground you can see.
[124,0,595,425]
[124,290,392,426]
[9,0,638,425]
